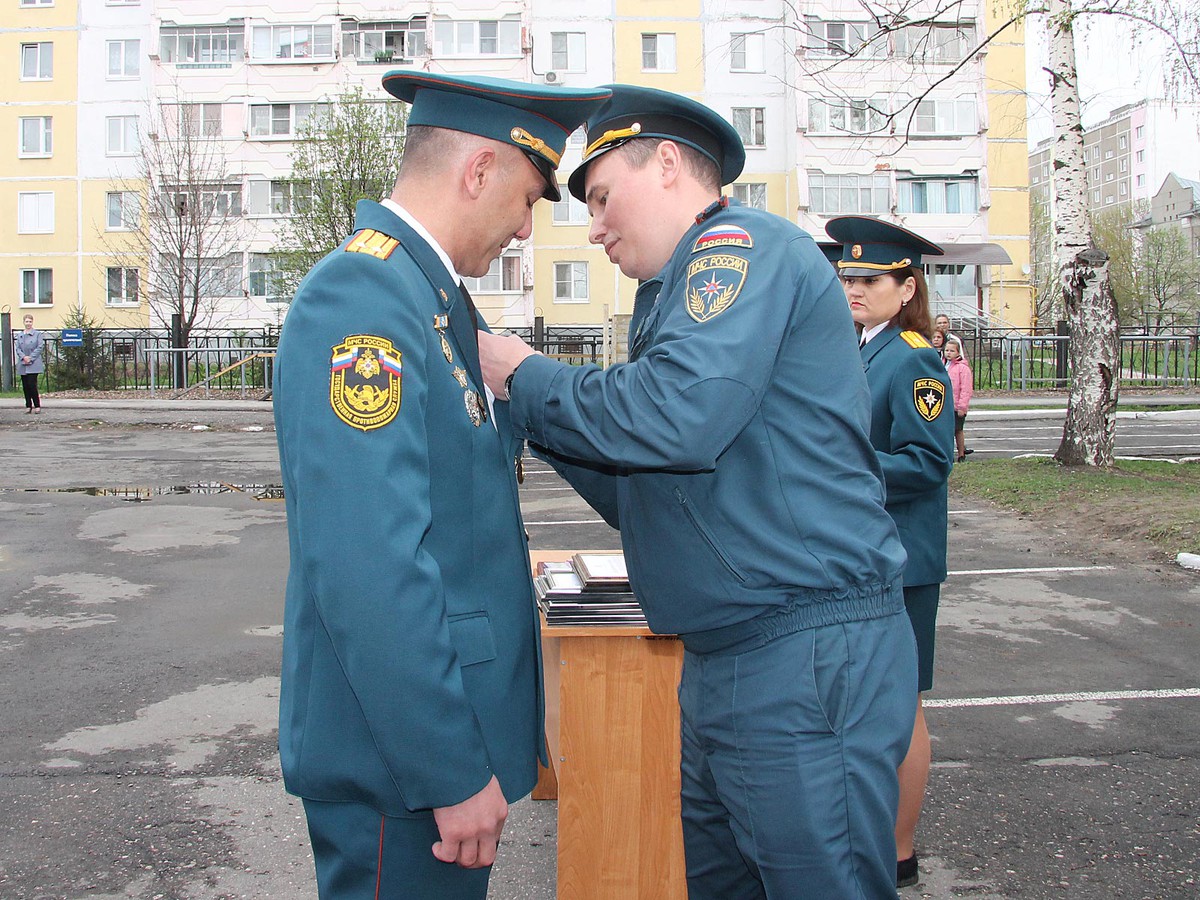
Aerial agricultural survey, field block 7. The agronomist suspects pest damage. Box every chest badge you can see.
[685,254,748,323]
[330,335,403,431]
[913,378,946,422]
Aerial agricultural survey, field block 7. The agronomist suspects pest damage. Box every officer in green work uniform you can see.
[827,215,956,890]
[272,72,609,899]
[478,84,917,899]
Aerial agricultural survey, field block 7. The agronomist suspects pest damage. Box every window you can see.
[1119,159,1127,172]
[247,180,309,216]
[894,23,976,63]
[808,98,885,135]
[551,32,586,72]
[159,25,244,64]
[106,115,139,155]
[731,183,767,210]
[1092,190,1101,203]
[1136,124,1145,139]
[165,184,242,218]
[106,39,140,77]
[19,117,52,157]
[927,264,976,300]
[342,19,427,61]
[730,33,764,72]
[1104,194,1114,204]
[106,191,140,230]
[249,102,328,137]
[552,192,588,225]
[1105,172,1114,182]
[1136,174,1145,187]
[106,267,139,305]
[808,173,890,214]
[804,19,885,58]
[554,262,588,302]
[464,253,521,293]
[251,25,334,61]
[178,103,222,137]
[165,254,241,296]
[18,192,54,233]
[912,97,976,135]
[21,42,53,79]
[432,19,520,56]
[1119,182,1128,196]
[897,176,978,214]
[21,269,53,306]
[1119,135,1127,149]
[20,0,54,6]
[641,33,676,71]
[1136,149,1145,163]
[732,107,765,146]
[1104,149,1114,159]
[249,254,284,300]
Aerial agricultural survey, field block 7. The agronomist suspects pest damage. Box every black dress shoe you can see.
[897,853,919,888]
[964,447,974,455]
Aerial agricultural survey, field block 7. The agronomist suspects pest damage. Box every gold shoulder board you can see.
[900,331,932,349]
[345,229,399,260]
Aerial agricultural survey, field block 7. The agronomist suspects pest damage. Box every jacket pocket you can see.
[447,611,497,667]
[672,487,747,583]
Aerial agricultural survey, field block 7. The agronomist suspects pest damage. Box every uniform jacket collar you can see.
[860,324,902,369]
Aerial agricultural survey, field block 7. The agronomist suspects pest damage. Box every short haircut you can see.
[613,138,721,192]
[887,268,933,338]
[397,125,480,179]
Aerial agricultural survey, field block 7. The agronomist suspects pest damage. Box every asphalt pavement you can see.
[0,398,1197,899]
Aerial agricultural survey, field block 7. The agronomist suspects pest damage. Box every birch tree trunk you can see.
[1048,0,1120,466]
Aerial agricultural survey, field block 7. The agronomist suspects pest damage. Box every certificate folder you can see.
[536,552,645,626]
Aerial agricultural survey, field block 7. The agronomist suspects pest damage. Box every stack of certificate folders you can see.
[535,552,647,627]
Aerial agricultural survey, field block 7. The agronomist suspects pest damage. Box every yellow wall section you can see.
[613,22,703,91]
[730,173,790,217]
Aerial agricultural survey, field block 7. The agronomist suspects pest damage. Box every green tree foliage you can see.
[275,86,409,300]
[48,307,117,391]
[1135,224,1200,332]
[1089,203,1143,324]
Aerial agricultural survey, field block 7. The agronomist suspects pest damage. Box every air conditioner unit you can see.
[543,70,563,85]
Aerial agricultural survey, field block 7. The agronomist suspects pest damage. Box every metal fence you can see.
[11,323,1199,394]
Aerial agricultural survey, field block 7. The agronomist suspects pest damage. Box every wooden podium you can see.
[532,554,687,899]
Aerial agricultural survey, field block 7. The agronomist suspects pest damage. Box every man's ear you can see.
[657,140,684,188]
[463,147,497,200]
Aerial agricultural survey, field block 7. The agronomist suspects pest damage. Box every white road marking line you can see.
[928,688,1200,709]
[949,565,1113,576]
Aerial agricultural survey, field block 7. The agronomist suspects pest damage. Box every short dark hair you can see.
[887,268,933,338]
[397,125,476,179]
[614,138,721,192]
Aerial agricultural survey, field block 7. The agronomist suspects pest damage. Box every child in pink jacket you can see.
[945,337,974,461]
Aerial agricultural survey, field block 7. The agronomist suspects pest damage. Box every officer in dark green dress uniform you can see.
[272,72,610,900]
[477,85,917,900]
[826,215,956,890]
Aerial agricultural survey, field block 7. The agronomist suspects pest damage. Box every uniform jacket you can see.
[16,330,44,375]
[861,327,955,586]
[273,200,542,817]
[946,355,973,414]
[512,201,907,638]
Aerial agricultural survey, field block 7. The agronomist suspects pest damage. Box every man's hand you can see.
[477,331,537,399]
[431,775,508,868]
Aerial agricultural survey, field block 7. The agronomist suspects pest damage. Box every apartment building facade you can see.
[4,0,1029,332]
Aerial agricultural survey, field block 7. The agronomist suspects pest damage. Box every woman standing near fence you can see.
[826,215,955,890]
[16,314,44,413]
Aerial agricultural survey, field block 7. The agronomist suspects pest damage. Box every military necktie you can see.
[459,282,480,356]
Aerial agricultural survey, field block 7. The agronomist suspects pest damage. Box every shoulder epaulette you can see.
[345,229,399,260]
[900,330,932,349]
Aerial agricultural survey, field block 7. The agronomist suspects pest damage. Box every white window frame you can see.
[731,182,768,210]
[20,0,54,7]
[550,31,586,72]
[463,252,522,293]
[1136,174,1145,187]
[19,116,53,157]
[248,102,329,138]
[808,98,885,136]
[912,96,977,136]
[106,267,140,306]
[106,191,140,230]
[897,176,978,214]
[20,42,53,80]
[250,24,334,62]
[249,253,285,301]
[21,268,54,307]
[730,33,765,72]
[641,33,677,72]
[178,102,222,137]
[551,192,589,225]
[554,261,589,303]
[341,20,427,61]
[165,183,243,218]
[894,23,976,63]
[18,191,54,233]
[432,18,520,57]
[808,172,892,215]
[106,115,140,156]
[159,25,244,65]
[106,39,140,78]
[247,179,309,216]
[732,107,766,146]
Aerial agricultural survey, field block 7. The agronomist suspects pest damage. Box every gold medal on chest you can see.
[464,389,482,426]
[440,333,454,364]
[451,366,469,388]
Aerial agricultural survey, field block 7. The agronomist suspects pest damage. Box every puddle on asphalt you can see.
[4,483,285,501]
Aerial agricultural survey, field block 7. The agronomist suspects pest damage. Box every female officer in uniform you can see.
[826,216,955,890]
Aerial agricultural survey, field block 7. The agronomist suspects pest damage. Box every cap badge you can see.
[851,244,863,259]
